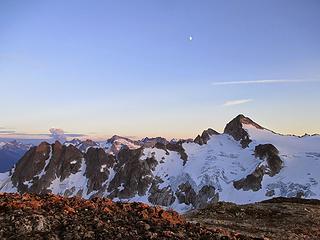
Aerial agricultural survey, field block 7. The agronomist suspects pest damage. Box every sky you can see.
[1,0,320,141]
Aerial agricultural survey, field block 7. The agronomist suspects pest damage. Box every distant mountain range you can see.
[0,141,32,172]
[0,115,319,212]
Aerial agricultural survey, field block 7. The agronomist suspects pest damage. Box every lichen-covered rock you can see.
[1,193,238,240]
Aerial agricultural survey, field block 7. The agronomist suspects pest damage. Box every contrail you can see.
[223,99,253,106]
[212,79,319,86]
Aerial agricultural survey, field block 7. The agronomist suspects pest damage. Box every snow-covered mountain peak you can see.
[194,128,220,145]
[223,114,264,148]
[63,139,100,153]
[140,137,169,148]
[1,115,319,212]
[104,135,141,155]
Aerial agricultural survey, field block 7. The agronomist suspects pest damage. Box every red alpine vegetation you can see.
[0,193,261,240]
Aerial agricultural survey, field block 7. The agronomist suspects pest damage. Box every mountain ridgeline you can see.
[0,115,319,212]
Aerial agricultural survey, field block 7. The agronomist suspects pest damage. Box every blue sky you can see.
[0,0,320,140]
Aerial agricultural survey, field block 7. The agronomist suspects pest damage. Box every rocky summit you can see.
[0,115,320,212]
[186,197,320,240]
[0,193,259,240]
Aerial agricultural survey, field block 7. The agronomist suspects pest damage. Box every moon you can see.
[189,36,193,41]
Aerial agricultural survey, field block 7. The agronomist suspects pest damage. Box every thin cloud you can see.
[212,79,319,86]
[223,99,253,106]
[0,127,16,134]
[0,128,86,141]
[0,130,16,134]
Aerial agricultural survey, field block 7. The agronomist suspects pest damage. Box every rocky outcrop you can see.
[254,144,282,176]
[108,147,157,199]
[233,167,265,191]
[106,135,141,154]
[12,141,84,194]
[234,143,283,191]
[194,128,219,145]
[224,114,263,148]
[148,180,176,206]
[11,142,53,193]
[175,182,219,209]
[77,139,99,152]
[175,182,197,205]
[11,141,117,196]
[154,141,188,165]
[195,185,219,209]
[140,137,169,148]
[186,197,320,240]
[85,148,115,194]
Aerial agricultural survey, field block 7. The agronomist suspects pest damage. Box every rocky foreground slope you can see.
[1,115,319,212]
[0,193,259,240]
[186,197,320,240]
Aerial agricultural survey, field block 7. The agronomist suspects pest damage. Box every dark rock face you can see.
[11,142,117,195]
[54,143,83,181]
[194,128,219,145]
[148,180,176,206]
[234,143,283,191]
[108,147,157,199]
[175,182,197,206]
[224,114,263,148]
[175,183,219,209]
[233,167,264,191]
[12,142,84,194]
[11,142,52,193]
[255,144,282,176]
[85,148,115,194]
[195,185,219,209]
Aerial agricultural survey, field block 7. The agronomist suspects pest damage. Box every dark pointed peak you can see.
[223,115,262,148]
[54,140,63,147]
[203,128,220,136]
[194,128,220,145]
[230,114,264,130]
[36,142,51,152]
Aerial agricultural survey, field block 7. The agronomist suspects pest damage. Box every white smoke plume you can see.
[49,128,67,143]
